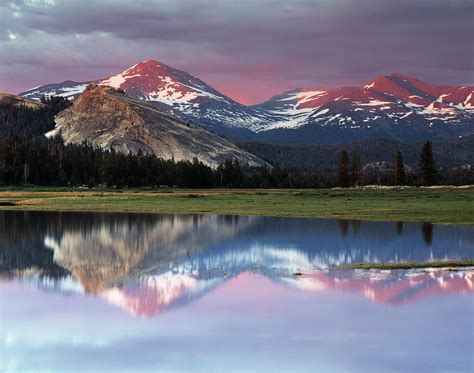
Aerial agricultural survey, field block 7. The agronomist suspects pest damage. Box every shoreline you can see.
[0,186,473,225]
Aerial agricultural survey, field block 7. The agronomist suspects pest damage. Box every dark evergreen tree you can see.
[270,161,289,187]
[232,159,244,187]
[216,163,224,187]
[351,151,362,187]
[393,151,406,185]
[337,150,350,188]
[419,141,437,185]
[0,96,72,139]
[257,164,271,188]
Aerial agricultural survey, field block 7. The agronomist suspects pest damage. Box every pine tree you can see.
[232,159,244,187]
[419,141,437,185]
[351,151,362,187]
[393,151,406,185]
[217,163,224,187]
[337,150,350,188]
[22,162,30,185]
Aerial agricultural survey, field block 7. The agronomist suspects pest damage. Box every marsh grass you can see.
[337,260,474,270]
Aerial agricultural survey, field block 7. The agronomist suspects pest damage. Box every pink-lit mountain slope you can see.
[19,62,474,143]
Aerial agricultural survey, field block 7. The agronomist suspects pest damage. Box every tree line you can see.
[336,141,441,187]
[0,96,472,188]
[0,96,71,139]
[0,136,335,188]
[1,136,470,188]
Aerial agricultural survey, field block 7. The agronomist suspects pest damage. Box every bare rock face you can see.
[47,84,263,167]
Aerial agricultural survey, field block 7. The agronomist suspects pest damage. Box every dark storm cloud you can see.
[1,0,472,104]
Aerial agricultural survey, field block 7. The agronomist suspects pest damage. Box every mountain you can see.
[46,84,262,167]
[21,60,262,138]
[20,80,91,101]
[19,60,474,143]
[253,74,474,143]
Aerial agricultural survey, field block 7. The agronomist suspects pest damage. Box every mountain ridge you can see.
[18,60,474,143]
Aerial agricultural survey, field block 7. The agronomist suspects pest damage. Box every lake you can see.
[1,211,473,372]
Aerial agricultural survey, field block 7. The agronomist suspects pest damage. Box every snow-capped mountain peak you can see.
[98,59,229,107]
[17,63,474,143]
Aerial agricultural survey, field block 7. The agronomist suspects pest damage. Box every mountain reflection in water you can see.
[1,211,473,317]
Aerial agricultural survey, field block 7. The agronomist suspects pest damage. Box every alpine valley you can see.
[20,59,474,144]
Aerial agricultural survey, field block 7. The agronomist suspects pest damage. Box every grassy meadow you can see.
[0,186,473,225]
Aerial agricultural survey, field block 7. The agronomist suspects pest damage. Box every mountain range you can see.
[19,59,474,144]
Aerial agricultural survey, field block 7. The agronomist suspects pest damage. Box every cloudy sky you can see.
[1,0,473,104]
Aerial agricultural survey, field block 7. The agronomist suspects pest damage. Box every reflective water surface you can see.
[1,211,473,372]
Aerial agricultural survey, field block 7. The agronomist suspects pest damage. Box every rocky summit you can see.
[46,84,263,167]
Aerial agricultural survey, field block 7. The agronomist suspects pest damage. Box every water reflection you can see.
[13,267,473,318]
[1,212,473,372]
[336,218,347,235]
[422,222,434,246]
[2,211,473,272]
[1,211,473,316]
[396,221,403,235]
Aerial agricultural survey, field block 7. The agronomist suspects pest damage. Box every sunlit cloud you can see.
[0,0,472,103]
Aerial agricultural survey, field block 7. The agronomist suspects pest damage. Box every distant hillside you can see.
[0,93,45,110]
[240,137,474,171]
[0,93,71,138]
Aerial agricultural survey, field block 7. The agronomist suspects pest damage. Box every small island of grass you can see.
[336,259,474,270]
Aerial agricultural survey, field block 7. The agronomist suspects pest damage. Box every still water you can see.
[0,211,473,372]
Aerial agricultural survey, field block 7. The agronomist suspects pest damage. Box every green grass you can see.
[0,186,473,225]
[336,259,474,270]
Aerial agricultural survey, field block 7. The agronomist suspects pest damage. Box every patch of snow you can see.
[328,114,341,120]
[463,93,472,108]
[45,125,62,138]
[59,85,88,96]
[364,82,375,89]
[181,83,228,103]
[276,90,327,106]
[399,111,413,119]
[313,108,330,117]
[147,89,198,106]
[99,74,127,88]
[405,102,424,109]
[296,90,327,105]
[436,93,451,103]
[354,100,392,107]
